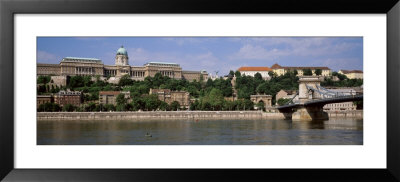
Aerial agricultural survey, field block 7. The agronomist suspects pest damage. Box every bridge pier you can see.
[292,106,328,121]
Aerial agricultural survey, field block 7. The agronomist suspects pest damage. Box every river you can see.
[37,118,363,145]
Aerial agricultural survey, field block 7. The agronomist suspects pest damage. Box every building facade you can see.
[338,70,363,79]
[54,90,82,107]
[323,88,357,111]
[37,46,208,85]
[237,67,272,79]
[149,89,190,109]
[99,91,130,105]
[271,63,331,77]
[37,95,53,108]
[275,89,298,105]
[250,94,272,109]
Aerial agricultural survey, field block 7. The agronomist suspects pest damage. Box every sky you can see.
[37,37,363,76]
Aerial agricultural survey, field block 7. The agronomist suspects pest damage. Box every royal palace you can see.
[37,46,208,86]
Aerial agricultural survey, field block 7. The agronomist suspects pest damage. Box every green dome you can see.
[116,46,128,56]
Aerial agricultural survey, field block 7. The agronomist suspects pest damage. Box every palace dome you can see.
[116,46,128,56]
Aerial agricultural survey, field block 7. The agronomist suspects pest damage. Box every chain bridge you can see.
[276,76,363,121]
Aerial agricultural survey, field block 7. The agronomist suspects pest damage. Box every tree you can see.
[119,74,133,87]
[159,101,170,111]
[116,93,127,105]
[37,75,51,84]
[144,94,160,111]
[228,70,235,78]
[190,100,200,110]
[303,69,313,76]
[63,104,75,112]
[315,69,322,76]
[170,101,180,111]
[268,71,276,78]
[277,98,291,106]
[235,70,241,78]
[256,102,265,111]
[254,72,262,81]
[38,103,61,112]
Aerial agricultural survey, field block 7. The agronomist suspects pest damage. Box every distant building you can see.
[99,91,130,105]
[271,63,331,77]
[149,89,190,109]
[323,88,357,111]
[338,70,363,79]
[37,46,209,86]
[37,95,53,108]
[275,89,298,105]
[54,90,82,107]
[250,94,272,109]
[237,67,272,79]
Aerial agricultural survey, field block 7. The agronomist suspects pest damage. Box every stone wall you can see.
[37,110,363,121]
[37,111,284,120]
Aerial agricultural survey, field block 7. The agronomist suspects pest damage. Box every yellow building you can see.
[338,70,363,79]
[270,63,331,77]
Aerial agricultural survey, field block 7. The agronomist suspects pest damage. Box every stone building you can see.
[323,88,358,111]
[275,89,298,105]
[250,94,272,109]
[271,63,331,77]
[99,91,130,106]
[37,95,53,108]
[149,89,190,108]
[37,46,208,85]
[338,70,363,79]
[54,90,82,107]
[237,67,272,79]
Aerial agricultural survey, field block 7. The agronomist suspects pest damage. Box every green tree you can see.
[159,101,170,111]
[303,69,313,76]
[268,71,276,78]
[170,101,181,111]
[254,72,263,81]
[277,98,291,106]
[235,70,241,78]
[119,74,133,87]
[315,69,322,76]
[256,102,265,111]
[144,94,160,111]
[62,104,75,112]
[37,75,51,84]
[38,103,61,112]
[116,93,127,105]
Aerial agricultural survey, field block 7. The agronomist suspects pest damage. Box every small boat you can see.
[145,133,152,137]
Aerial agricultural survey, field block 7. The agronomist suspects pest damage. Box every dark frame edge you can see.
[388,1,400,181]
[0,0,15,181]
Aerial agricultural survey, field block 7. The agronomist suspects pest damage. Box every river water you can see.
[37,119,363,145]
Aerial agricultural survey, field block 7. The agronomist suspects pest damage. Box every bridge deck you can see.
[277,95,363,110]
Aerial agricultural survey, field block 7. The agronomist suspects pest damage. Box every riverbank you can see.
[37,110,363,121]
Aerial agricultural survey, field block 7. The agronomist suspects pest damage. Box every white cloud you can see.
[317,58,363,71]
[231,44,288,60]
[162,38,212,45]
[37,50,58,62]
[230,38,362,61]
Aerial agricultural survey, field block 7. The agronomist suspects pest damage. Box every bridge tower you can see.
[293,76,328,121]
[298,76,324,104]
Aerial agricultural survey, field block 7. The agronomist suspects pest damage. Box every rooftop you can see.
[61,57,102,63]
[238,66,272,71]
[271,63,330,70]
[340,70,363,74]
[144,62,180,67]
[99,91,121,95]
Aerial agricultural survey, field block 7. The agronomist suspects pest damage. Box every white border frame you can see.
[15,14,386,168]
